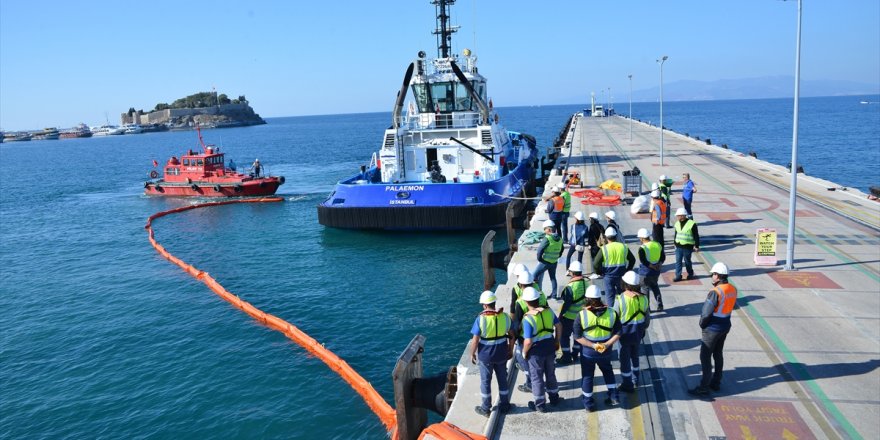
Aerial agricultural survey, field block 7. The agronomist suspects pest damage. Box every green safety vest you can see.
[479,311,511,343]
[543,234,563,264]
[641,241,662,264]
[562,278,587,320]
[516,290,549,314]
[579,308,617,342]
[674,220,696,245]
[602,242,628,268]
[561,191,572,213]
[523,308,555,342]
[616,293,648,325]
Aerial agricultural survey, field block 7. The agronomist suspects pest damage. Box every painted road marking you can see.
[707,213,741,221]
[713,399,817,440]
[662,272,703,286]
[768,271,843,289]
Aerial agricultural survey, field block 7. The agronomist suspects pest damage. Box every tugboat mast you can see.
[432,0,458,58]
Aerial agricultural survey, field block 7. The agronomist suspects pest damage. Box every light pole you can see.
[784,0,803,271]
[657,55,668,166]
[628,74,633,141]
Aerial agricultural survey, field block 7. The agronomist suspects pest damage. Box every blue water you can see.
[1,97,876,439]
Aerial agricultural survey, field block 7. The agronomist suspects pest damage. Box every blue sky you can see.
[1,0,878,130]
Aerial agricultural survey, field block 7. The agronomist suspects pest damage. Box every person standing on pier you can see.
[558,184,572,244]
[636,228,666,311]
[512,270,547,393]
[689,262,736,397]
[574,285,621,411]
[592,228,636,307]
[544,188,565,236]
[602,211,620,244]
[534,220,563,299]
[651,190,667,245]
[587,212,604,264]
[520,287,562,413]
[565,211,588,269]
[557,261,587,365]
[659,175,674,228]
[682,173,696,219]
[614,271,650,393]
[469,290,515,416]
[672,208,700,281]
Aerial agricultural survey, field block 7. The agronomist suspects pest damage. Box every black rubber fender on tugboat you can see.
[279,176,285,185]
[155,185,164,193]
[144,181,150,188]
[234,184,243,193]
[191,184,199,191]
[213,185,222,192]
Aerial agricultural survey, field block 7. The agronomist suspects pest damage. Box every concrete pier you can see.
[440,113,879,439]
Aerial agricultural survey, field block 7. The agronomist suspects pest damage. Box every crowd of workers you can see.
[469,173,737,415]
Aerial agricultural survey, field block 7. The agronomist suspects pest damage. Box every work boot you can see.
[498,402,514,413]
[548,393,563,406]
[605,390,620,406]
[709,383,721,392]
[672,276,682,282]
[583,396,596,412]
[474,406,491,417]
[517,383,532,394]
[557,353,573,365]
[618,381,635,393]
[686,273,695,280]
[527,401,547,413]
[655,302,664,312]
[688,386,711,397]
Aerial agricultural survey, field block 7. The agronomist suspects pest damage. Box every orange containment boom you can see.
[144,197,397,434]
[572,188,622,206]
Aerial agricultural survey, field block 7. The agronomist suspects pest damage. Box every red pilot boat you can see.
[144,128,284,197]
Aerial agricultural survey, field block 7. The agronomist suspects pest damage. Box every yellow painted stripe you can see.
[627,391,646,440]
[587,408,599,439]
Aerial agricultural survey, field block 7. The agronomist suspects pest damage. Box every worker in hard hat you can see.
[469,290,515,416]
[544,187,565,236]
[598,210,620,247]
[533,219,563,300]
[520,287,563,413]
[614,271,650,393]
[650,190,667,246]
[586,212,604,263]
[252,158,262,177]
[681,173,696,219]
[636,228,666,311]
[565,211,588,269]
[688,262,737,397]
[558,184,572,244]
[574,285,621,411]
[557,261,588,365]
[658,175,674,228]
[672,208,700,282]
[592,226,636,308]
[511,269,547,393]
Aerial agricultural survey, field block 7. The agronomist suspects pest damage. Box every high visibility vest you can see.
[659,181,671,201]
[641,241,662,264]
[523,308,555,342]
[616,293,648,325]
[711,283,738,318]
[579,308,617,342]
[478,311,511,345]
[562,278,587,320]
[602,242,628,269]
[513,282,543,301]
[551,196,564,212]
[561,191,571,212]
[674,220,696,245]
[652,199,667,225]
[543,234,563,263]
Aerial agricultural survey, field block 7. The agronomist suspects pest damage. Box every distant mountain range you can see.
[626,76,879,102]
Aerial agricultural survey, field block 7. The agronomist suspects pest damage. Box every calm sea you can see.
[1,96,877,439]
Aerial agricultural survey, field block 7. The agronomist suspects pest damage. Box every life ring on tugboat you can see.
[191,184,199,191]
[213,185,222,192]
[149,170,159,179]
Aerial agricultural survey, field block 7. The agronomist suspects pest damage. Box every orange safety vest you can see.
[711,283,737,318]
[551,195,564,212]
[652,199,667,225]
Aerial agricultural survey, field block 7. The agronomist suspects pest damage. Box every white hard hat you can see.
[651,190,660,198]
[585,285,602,299]
[517,271,534,285]
[568,261,584,272]
[637,228,650,239]
[574,211,585,221]
[651,182,660,190]
[604,227,617,237]
[552,186,562,193]
[711,262,730,275]
[513,263,529,276]
[556,183,565,191]
[605,211,616,220]
[622,271,641,286]
[542,219,555,229]
[522,286,541,301]
[659,174,667,181]
[675,207,688,217]
[479,290,497,304]
[589,212,599,220]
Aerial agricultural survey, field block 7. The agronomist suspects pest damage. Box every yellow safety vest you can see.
[674,220,696,245]
[579,308,617,342]
[641,241,662,264]
[602,242,628,268]
[523,308,555,342]
[479,311,511,345]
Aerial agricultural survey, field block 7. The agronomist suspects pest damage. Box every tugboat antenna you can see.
[431,0,457,58]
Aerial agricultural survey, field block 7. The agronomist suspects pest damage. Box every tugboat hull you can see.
[145,178,282,197]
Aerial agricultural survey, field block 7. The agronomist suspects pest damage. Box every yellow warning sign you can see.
[754,228,777,265]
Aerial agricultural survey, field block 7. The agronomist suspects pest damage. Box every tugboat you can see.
[317,0,539,230]
[144,127,284,197]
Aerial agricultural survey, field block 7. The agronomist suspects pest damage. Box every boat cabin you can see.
[164,147,229,182]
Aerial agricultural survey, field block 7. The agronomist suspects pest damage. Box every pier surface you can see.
[441,114,879,439]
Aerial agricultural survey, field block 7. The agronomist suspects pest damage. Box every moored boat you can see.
[60,123,93,139]
[144,127,284,197]
[91,124,124,136]
[31,127,61,140]
[3,132,33,142]
[317,0,539,230]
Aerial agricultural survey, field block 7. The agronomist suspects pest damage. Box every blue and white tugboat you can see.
[318,0,539,230]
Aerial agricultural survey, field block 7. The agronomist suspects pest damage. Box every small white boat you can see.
[122,124,143,134]
[91,125,125,136]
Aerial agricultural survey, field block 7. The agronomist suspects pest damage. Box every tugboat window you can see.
[183,159,190,166]
[197,159,204,166]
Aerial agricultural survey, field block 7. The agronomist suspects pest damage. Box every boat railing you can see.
[398,111,481,130]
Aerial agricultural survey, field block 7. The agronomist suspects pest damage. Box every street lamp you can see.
[657,55,668,166]
[628,74,633,141]
[784,0,803,271]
